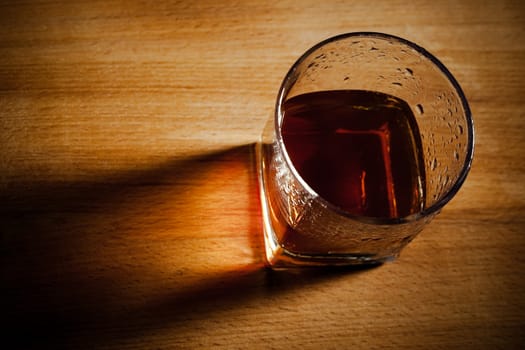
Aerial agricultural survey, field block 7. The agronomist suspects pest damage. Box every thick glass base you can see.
[262,223,395,268]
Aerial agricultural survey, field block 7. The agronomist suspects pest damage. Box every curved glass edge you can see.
[273,31,475,226]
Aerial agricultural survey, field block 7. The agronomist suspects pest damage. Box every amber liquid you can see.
[281,89,426,223]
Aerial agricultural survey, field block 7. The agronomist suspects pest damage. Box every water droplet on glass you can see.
[431,158,437,170]
[415,104,424,115]
[443,174,450,187]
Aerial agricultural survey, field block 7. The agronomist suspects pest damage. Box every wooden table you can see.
[2,1,524,348]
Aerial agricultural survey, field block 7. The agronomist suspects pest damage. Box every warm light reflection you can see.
[120,144,265,279]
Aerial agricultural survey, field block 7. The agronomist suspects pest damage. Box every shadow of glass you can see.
[1,143,379,348]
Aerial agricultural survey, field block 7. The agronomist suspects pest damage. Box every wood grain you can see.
[1,0,524,348]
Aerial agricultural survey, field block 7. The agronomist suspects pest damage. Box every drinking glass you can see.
[257,32,474,268]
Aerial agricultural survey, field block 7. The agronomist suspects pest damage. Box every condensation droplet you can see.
[405,67,413,75]
[444,174,450,186]
[416,104,424,115]
[458,125,464,135]
[431,158,437,171]
[344,76,350,81]
[454,150,460,161]
[392,82,403,86]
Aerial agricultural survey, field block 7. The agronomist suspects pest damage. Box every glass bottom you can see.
[262,222,396,268]
[256,142,397,269]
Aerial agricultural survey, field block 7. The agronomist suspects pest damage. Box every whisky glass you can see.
[257,32,474,268]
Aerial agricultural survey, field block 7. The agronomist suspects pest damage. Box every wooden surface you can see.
[1,0,524,348]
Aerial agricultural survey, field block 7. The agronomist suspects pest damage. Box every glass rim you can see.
[274,31,474,225]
